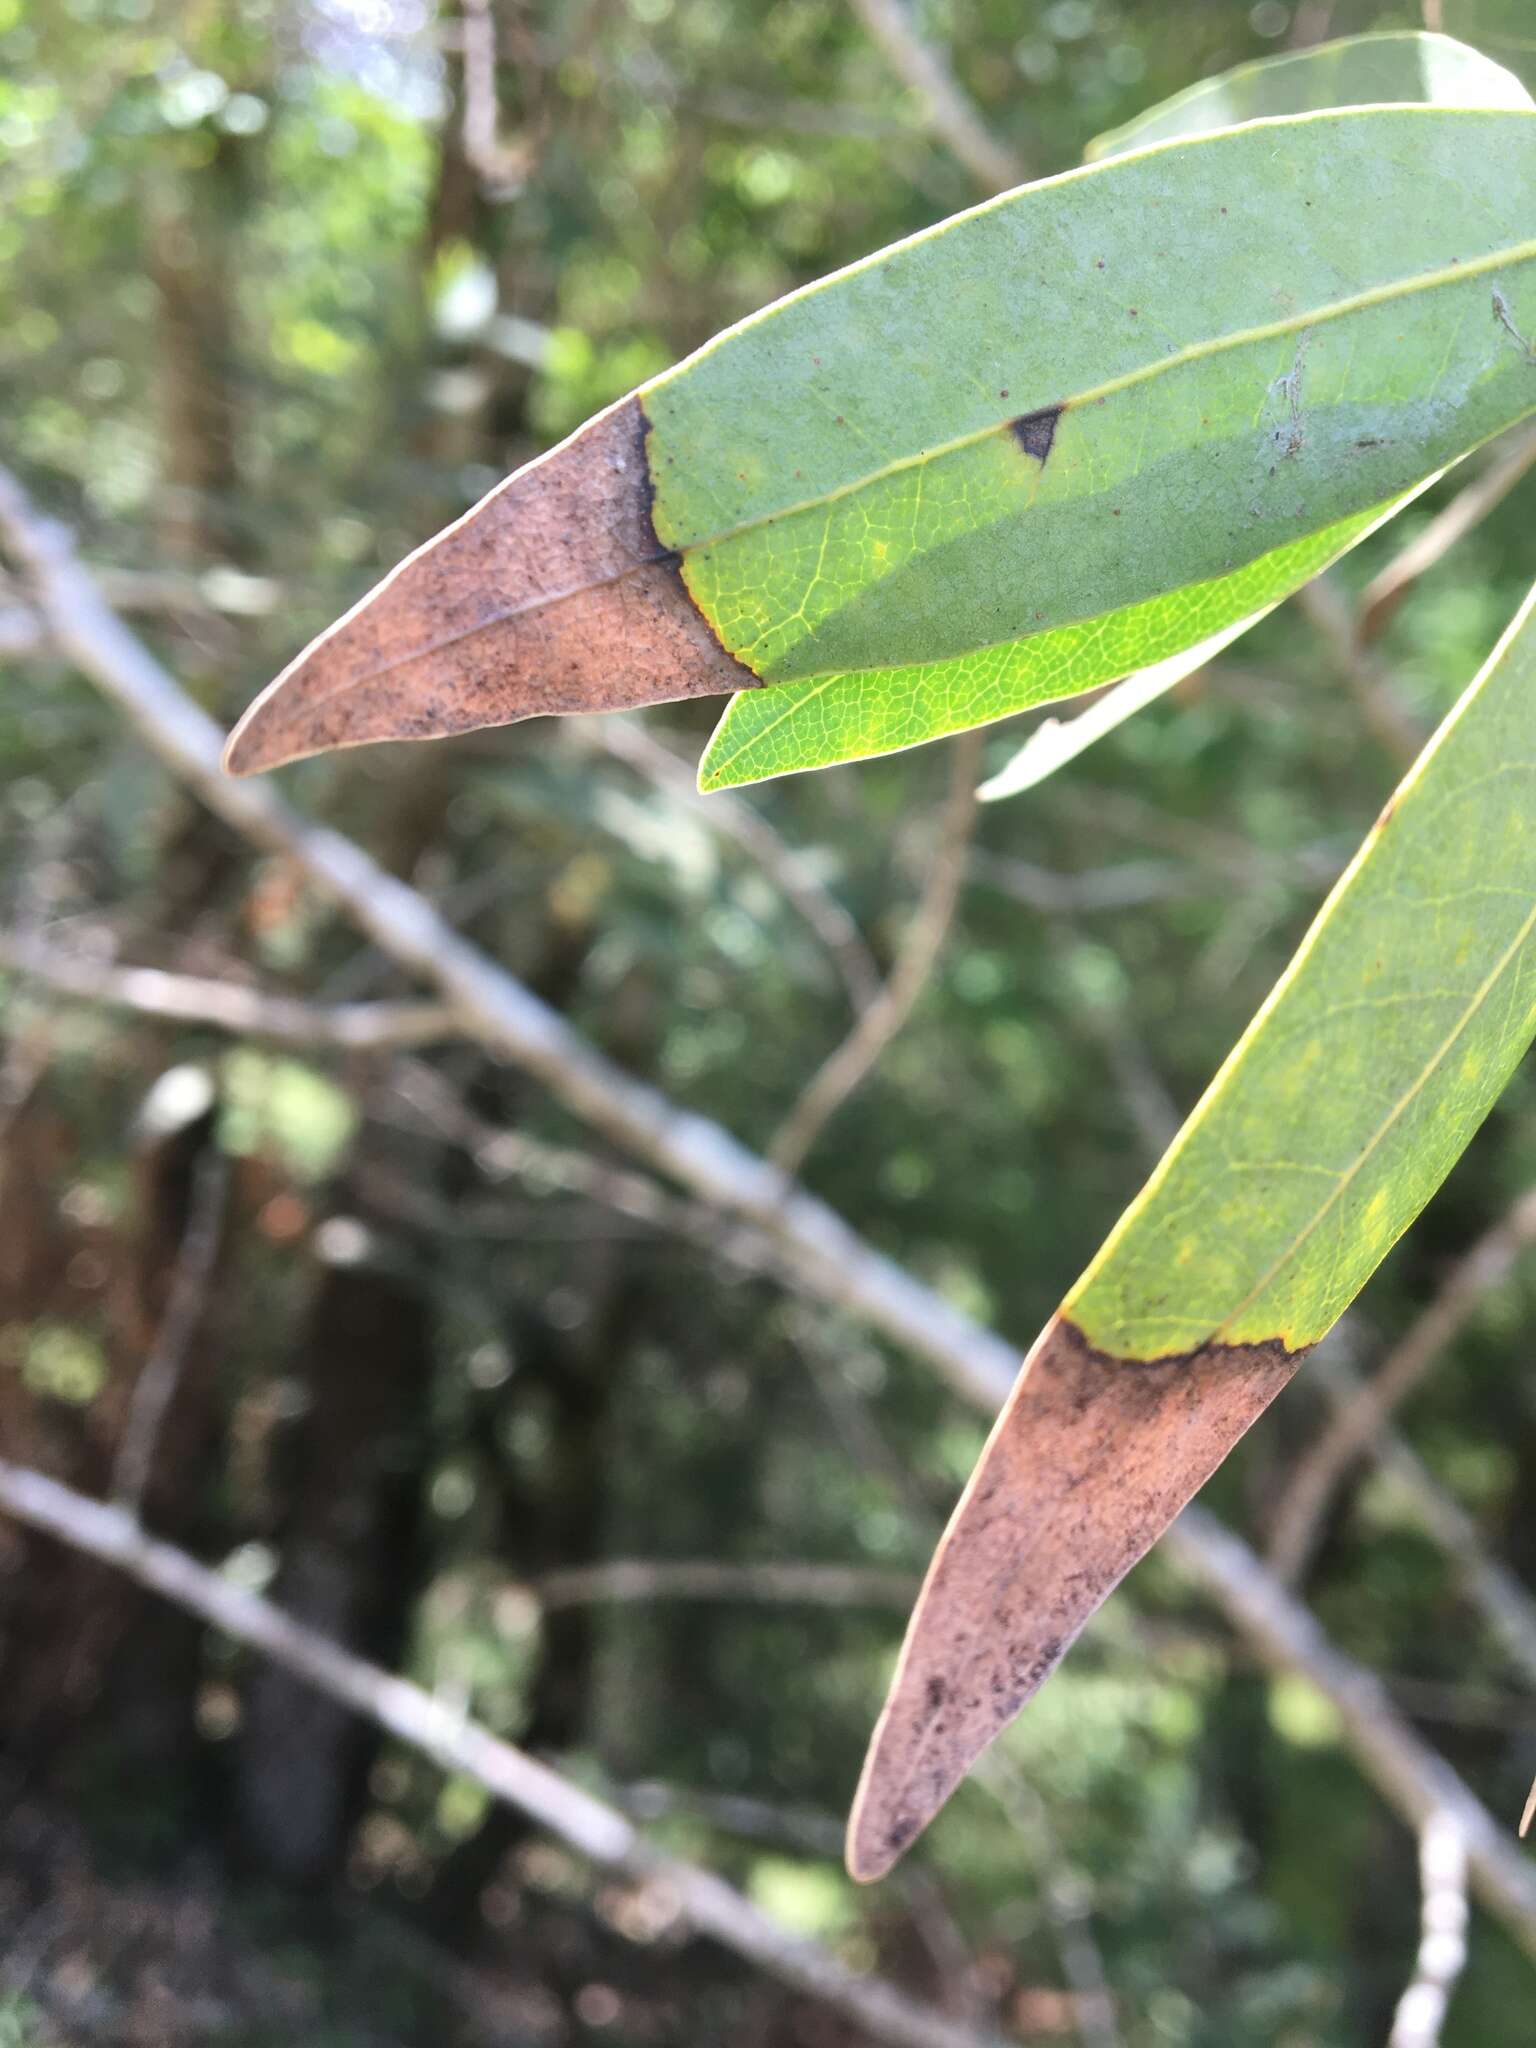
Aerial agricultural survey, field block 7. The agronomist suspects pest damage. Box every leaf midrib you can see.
[667,234,1536,557]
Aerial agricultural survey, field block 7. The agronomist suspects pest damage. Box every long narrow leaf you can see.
[849,576,1536,1879]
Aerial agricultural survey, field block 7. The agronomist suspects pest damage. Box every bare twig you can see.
[1360,425,1536,644]
[534,1557,919,1611]
[975,1754,1122,2048]
[1269,1190,1536,1584]
[1167,1507,1536,1957]
[0,1459,1005,2048]
[1307,1346,1536,1694]
[847,0,1026,190]
[10,468,1536,1959]
[1389,1811,1469,2048]
[0,464,1014,1413]
[1295,574,1425,769]
[459,0,533,196]
[111,1146,228,1514]
[969,851,1189,915]
[583,718,881,1013]
[0,933,459,1050]
[770,729,982,1177]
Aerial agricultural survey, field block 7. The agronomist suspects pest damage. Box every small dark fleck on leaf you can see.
[1010,404,1063,464]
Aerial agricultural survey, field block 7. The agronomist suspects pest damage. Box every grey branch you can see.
[0,462,1016,1416]
[9,463,1536,1957]
[0,933,459,1050]
[1269,1189,1536,1585]
[0,1459,1004,2048]
[534,1558,920,1611]
[1296,573,1425,770]
[111,1146,228,1514]
[1388,1812,1469,2048]
[1360,423,1536,644]
[770,727,982,1177]
[458,0,533,196]
[847,0,1026,191]
[582,717,881,1013]
[1167,1507,1536,1957]
[1307,1347,1536,1694]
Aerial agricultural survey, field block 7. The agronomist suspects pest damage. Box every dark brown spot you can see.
[1011,404,1063,464]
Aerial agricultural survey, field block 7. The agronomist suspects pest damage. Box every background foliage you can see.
[6,1,1536,2043]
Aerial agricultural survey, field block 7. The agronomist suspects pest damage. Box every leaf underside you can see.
[849,576,1536,1879]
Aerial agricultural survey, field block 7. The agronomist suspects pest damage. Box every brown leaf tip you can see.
[222,395,756,778]
[846,1314,1303,1882]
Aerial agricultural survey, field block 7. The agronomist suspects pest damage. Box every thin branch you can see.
[1295,574,1425,770]
[1360,424,1536,644]
[1307,1345,1536,1694]
[0,933,459,1050]
[975,1754,1122,2048]
[1167,1506,1536,1957]
[847,0,1026,191]
[10,468,1536,1951]
[0,1460,1004,2048]
[1389,1811,1469,2048]
[458,0,533,197]
[534,1558,919,1612]
[1269,1190,1536,1584]
[0,463,1016,1414]
[969,850,1190,915]
[111,1146,228,1514]
[582,717,881,1013]
[770,728,982,1177]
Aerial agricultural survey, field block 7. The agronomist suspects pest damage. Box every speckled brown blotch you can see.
[846,1314,1303,1882]
[223,395,757,776]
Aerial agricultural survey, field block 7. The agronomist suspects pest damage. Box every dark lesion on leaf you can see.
[1010,404,1064,465]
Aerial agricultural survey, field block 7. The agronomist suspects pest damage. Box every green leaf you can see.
[1087,29,1531,161]
[850,575,1536,1880]
[974,474,1437,801]
[974,610,1267,804]
[1070,577,1536,1357]
[690,77,1536,788]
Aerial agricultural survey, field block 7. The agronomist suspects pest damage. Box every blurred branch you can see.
[969,850,1189,915]
[9,467,1536,1956]
[534,1557,919,1611]
[111,1147,228,1514]
[1306,1345,1536,1693]
[458,0,534,197]
[1166,1506,1536,1957]
[1388,1811,1469,2048]
[975,1754,1122,2048]
[1295,574,1425,770]
[0,1458,1005,2048]
[769,728,983,1177]
[1269,1190,1536,1585]
[1360,425,1536,644]
[0,933,459,1050]
[847,0,1026,190]
[583,718,881,1013]
[0,462,1015,1413]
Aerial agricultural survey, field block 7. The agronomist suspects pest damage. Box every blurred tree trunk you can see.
[0,1065,226,1783]
[233,1213,432,1887]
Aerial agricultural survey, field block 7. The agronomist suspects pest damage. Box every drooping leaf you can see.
[229,83,1536,780]
[699,44,1536,790]
[847,576,1536,1882]
[1087,29,1530,162]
